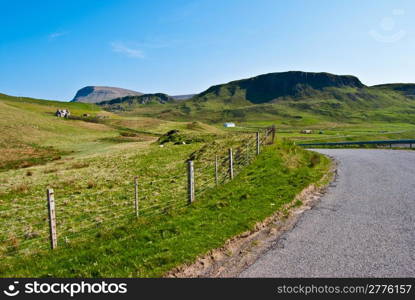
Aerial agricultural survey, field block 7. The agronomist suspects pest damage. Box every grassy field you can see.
[103,86,415,127]
[0,130,257,254]
[0,141,330,277]
[101,84,415,145]
[0,95,117,170]
[0,93,241,256]
[0,87,412,277]
[273,123,415,144]
[0,94,224,170]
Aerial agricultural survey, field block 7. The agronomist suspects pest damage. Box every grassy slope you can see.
[0,141,330,277]
[0,130,257,256]
[108,86,415,126]
[0,95,118,169]
[0,93,239,269]
[104,86,415,143]
[0,94,224,170]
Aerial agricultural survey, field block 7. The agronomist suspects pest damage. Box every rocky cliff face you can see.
[198,71,365,104]
[99,93,176,106]
[71,86,143,103]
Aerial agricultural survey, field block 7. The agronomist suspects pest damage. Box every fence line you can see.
[0,126,276,256]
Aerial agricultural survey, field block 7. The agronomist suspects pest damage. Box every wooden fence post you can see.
[134,176,139,218]
[245,143,249,165]
[46,188,57,250]
[187,161,195,204]
[256,132,260,155]
[271,124,276,144]
[215,155,219,185]
[229,148,234,180]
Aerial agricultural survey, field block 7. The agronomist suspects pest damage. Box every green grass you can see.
[0,127,255,256]
[0,93,101,114]
[0,95,120,169]
[103,86,415,126]
[105,86,415,145]
[0,141,330,277]
[47,83,415,147]
[0,94,226,172]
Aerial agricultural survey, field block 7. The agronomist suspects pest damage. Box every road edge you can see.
[165,155,337,278]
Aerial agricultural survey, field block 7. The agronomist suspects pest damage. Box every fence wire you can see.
[0,127,275,257]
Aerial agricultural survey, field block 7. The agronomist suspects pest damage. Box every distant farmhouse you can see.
[224,122,236,128]
[55,109,70,118]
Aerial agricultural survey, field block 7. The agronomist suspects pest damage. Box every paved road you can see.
[240,149,415,277]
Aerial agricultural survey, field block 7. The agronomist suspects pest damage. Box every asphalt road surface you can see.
[239,149,415,277]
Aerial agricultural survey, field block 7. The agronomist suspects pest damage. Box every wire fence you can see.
[0,126,276,257]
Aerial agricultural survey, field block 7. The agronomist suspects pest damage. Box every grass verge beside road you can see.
[0,141,330,277]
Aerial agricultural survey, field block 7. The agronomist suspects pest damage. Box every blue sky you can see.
[1,0,414,101]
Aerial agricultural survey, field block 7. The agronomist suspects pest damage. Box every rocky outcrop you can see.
[99,93,176,106]
[197,71,366,104]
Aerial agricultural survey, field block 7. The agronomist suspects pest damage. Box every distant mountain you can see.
[98,71,415,125]
[196,71,365,104]
[71,86,143,103]
[98,71,365,109]
[90,71,415,126]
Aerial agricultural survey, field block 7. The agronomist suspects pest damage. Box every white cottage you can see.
[55,109,71,118]
[224,122,236,128]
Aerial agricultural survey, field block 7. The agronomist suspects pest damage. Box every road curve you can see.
[239,149,415,277]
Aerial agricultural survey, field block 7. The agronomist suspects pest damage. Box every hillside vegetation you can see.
[0,94,115,170]
[0,94,223,171]
[0,141,330,277]
[100,72,415,131]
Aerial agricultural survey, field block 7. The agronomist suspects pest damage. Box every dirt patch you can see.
[0,143,65,171]
[165,159,337,278]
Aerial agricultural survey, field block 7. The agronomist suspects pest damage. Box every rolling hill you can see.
[3,69,415,170]
[0,93,224,171]
[99,71,415,127]
[372,83,415,98]
[0,93,118,170]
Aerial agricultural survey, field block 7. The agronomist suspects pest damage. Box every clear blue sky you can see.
[1,0,414,101]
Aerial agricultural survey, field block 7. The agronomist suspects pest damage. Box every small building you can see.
[55,109,70,118]
[301,129,312,134]
[224,122,236,128]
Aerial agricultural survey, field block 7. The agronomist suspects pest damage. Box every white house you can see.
[55,109,71,118]
[224,122,236,128]
[300,129,312,134]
